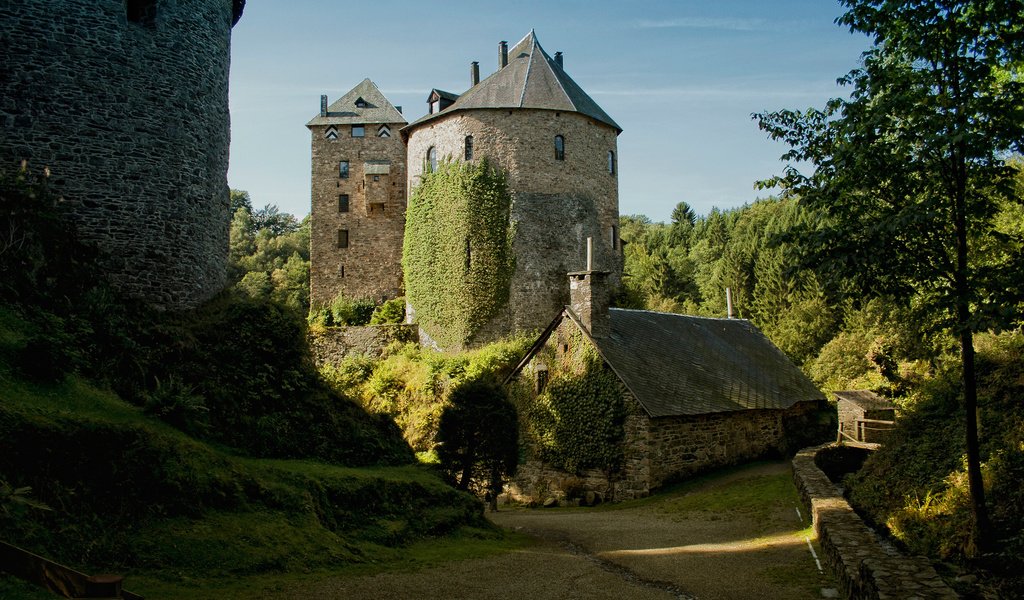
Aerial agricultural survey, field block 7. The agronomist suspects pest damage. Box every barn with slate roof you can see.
[506,259,833,501]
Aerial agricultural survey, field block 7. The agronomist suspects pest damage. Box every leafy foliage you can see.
[436,377,518,494]
[513,331,627,473]
[370,296,406,325]
[403,158,515,349]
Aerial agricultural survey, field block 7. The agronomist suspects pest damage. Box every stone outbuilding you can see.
[506,260,833,502]
[835,390,896,445]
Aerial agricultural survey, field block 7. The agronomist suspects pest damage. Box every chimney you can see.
[396,105,402,114]
[498,41,508,69]
[471,61,480,86]
[554,51,563,67]
[568,237,611,338]
[320,95,328,117]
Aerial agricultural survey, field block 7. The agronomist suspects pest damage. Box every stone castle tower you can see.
[309,31,622,348]
[307,79,408,306]
[0,0,245,309]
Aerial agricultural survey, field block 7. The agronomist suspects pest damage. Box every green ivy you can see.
[402,158,515,349]
[515,332,627,473]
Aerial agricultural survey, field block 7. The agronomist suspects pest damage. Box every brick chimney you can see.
[498,41,508,69]
[471,61,480,86]
[568,237,611,338]
[320,94,328,117]
[554,51,563,67]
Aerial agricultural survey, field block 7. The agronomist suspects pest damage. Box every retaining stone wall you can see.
[792,444,959,599]
[309,324,417,364]
[0,0,237,309]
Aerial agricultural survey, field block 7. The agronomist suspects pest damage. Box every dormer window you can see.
[377,124,391,138]
[324,126,338,140]
[554,135,565,161]
[430,99,440,114]
[352,125,365,138]
[355,97,367,108]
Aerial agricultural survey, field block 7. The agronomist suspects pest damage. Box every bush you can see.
[436,377,518,494]
[370,296,406,325]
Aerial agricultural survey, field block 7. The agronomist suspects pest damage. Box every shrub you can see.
[370,296,406,325]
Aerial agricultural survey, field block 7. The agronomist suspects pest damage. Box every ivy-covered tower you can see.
[402,31,623,349]
[307,79,408,306]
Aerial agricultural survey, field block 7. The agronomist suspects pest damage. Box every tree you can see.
[756,0,1024,553]
[435,377,518,508]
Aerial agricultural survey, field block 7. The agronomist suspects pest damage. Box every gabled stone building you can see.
[307,79,408,306]
[309,31,623,347]
[506,260,832,501]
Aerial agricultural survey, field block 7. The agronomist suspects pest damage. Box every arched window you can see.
[554,135,565,161]
[464,135,474,160]
[608,150,616,175]
[427,146,437,172]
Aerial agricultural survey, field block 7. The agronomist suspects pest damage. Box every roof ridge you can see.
[519,36,537,107]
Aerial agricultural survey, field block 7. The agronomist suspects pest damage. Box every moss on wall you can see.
[402,158,515,349]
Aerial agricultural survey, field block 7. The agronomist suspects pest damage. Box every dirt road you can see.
[266,461,835,599]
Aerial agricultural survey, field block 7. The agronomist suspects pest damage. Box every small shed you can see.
[835,390,897,445]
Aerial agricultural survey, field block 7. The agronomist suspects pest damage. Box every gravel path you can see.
[262,461,834,599]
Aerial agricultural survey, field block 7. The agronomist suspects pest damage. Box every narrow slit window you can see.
[338,194,349,213]
[554,135,565,161]
[536,368,549,394]
[127,0,157,26]
[465,238,472,271]
[464,135,474,160]
[427,146,437,172]
[337,229,349,249]
[611,225,619,250]
[608,150,616,175]
[339,161,349,179]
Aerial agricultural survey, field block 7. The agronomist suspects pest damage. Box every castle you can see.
[1,0,244,309]
[308,31,623,348]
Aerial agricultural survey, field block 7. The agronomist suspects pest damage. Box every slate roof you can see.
[833,390,895,411]
[306,78,407,127]
[568,308,824,418]
[404,30,621,134]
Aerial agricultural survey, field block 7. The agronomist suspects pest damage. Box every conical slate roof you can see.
[306,78,407,127]
[404,31,620,133]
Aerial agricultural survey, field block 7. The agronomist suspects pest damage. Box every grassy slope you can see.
[0,307,521,599]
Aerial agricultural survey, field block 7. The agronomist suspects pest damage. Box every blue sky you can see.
[227,0,870,223]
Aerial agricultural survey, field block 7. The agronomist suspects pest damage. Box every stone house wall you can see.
[308,324,417,365]
[405,109,622,345]
[0,0,239,309]
[309,122,407,306]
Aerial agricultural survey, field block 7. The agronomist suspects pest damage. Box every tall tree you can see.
[757,0,1024,553]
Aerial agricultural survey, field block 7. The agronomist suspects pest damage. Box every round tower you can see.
[403,31,622,347]
[0,0,245,309]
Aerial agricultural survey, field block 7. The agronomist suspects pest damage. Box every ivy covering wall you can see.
[513,328,627,473]
[402,158,515,349]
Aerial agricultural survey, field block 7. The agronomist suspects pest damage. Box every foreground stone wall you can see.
[308,324,417,364]
[405,109,622,346]
[0,0,240,309]
[792,444,959,600]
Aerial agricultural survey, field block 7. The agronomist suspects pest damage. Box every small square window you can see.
[352,125,365,138]
[127,0,157,27]
[338,194,349,213]
[339,161,349,178]
[337,229,349,248]
[373,175,380,182]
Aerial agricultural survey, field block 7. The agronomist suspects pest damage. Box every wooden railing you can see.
[0,540,143,599]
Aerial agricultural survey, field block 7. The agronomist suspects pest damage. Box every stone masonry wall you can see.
[793,444,959,599]
[308,324,417,364]
[405,109,621,345]
[309,123,407,305]
[0,0,237,309]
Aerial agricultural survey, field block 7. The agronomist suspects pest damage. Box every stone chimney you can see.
[568,237,611,338]
[471,61,480,86]
[320,94,328,117]
[554,51,563,67]
[498,41,508,69]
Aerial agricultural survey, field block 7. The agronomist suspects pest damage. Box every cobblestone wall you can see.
[405,109,622,345]
[308,324,417,364]
[0,0,241,309]
[792,444,959,600]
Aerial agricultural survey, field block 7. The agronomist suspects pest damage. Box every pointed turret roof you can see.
[306,78,407,127]
[404,31,620,134]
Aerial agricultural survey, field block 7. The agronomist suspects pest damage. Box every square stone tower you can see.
[307,79,407,305]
